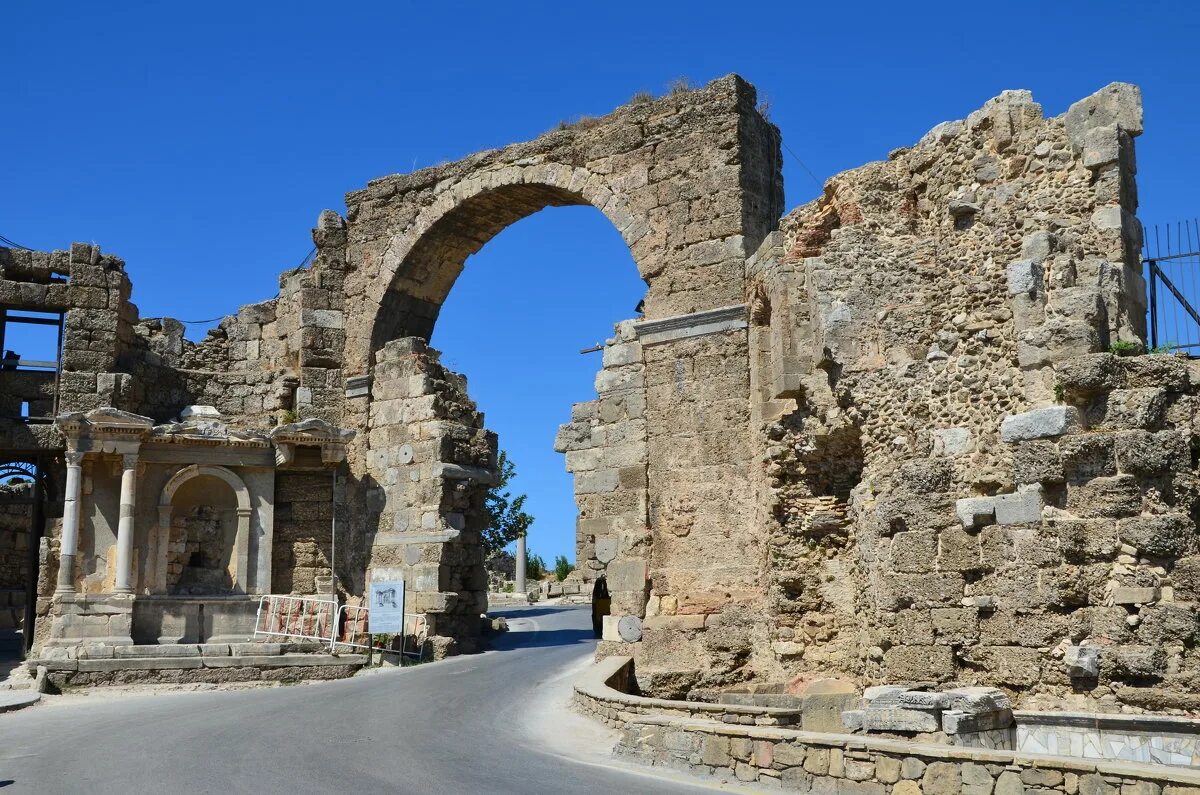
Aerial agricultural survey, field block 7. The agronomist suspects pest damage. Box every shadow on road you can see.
[490,605,587,620]
[487,627,595,652]
[483,605,597,653]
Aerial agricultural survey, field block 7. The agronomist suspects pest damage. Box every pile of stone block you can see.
[846,685,1014,740]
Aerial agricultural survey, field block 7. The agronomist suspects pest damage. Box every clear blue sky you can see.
[5,1,1198,563]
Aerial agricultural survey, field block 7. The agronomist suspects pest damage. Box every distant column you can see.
[113,454,138,594]
[514,532,527,595]
[55,451,85,595]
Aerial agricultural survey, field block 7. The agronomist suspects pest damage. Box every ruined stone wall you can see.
[12,74,1189,696]
[720,83,1157,708]
[0,482,31,589]
[271,471,334,595]
[358,337,495,656]
[556,320,649,596]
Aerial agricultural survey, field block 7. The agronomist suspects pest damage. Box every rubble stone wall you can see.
[716,83,1158,707]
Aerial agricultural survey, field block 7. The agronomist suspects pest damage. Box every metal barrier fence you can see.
[1143,220,1200,355]
[253,595,429,660]
[333,604,429,661]
[253,594,336,644]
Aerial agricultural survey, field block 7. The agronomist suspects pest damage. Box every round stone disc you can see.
[617,615,643,643]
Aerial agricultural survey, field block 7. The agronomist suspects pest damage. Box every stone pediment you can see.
[56,407,155,438]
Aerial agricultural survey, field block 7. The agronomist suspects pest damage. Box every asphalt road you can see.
[0,605,738,794]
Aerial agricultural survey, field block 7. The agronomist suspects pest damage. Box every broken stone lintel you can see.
[632,304,748,347]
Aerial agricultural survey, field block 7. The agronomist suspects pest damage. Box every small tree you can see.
[481,450,534,558]
[527,553,546,580]
[554,555,574,582]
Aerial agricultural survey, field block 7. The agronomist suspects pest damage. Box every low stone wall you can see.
[32,641,367,689]
[575,657,1200,792]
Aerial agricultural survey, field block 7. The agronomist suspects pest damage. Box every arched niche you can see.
[153,465,252,595]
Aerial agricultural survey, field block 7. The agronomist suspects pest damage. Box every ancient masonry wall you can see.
[555,319,650,617]
[0,482,31,636]
[6,76,1187,698]
[360,337,495,657]
[722,83,1163,708]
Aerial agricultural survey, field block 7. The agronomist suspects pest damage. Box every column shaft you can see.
[55,453,85,595]
[113,455,138,594]
[514,532,527,594]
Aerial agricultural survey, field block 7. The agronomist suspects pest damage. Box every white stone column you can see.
[55,451,85,595]
[113,454,138,594]
[514,532,527,595]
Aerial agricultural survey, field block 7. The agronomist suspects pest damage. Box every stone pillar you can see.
[113,454,138,594]
[55,451,85,596]
[514,532,526,595]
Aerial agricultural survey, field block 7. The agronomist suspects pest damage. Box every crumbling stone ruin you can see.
[3,74,1191,712]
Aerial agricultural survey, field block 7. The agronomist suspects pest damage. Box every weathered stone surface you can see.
[17,78,1180,709]
[1000,406,1082,442]
[1064,644,1101,678]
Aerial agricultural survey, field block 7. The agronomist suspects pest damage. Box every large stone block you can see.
[993,485,1043,526]
[860,705,940,733]
[956,496,995,529]
[1119,514,1195,558]
[1114,429,1188,475]
[800,679,859,733]
[1012,440,1064,485]
[1000,406,1082,443]
[606,558,648,594]
[882,644,955,682]
[1090,387,1168,430]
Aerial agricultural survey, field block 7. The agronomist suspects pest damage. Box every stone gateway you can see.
[3,75,1188,713]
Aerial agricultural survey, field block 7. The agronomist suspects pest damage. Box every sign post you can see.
[368,580,405,637]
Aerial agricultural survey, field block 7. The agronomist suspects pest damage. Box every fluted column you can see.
[113,454,138,594]
[55,451,85,596]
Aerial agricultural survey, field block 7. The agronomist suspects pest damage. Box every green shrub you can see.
[554,555,574,582]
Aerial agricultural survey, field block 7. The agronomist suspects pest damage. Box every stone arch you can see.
[368,163,650,354]
[154,465,252,594]
[339,74,785,658]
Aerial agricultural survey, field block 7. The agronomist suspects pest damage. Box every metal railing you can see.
[253,594,429,660]
[1144,220,1200,355]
